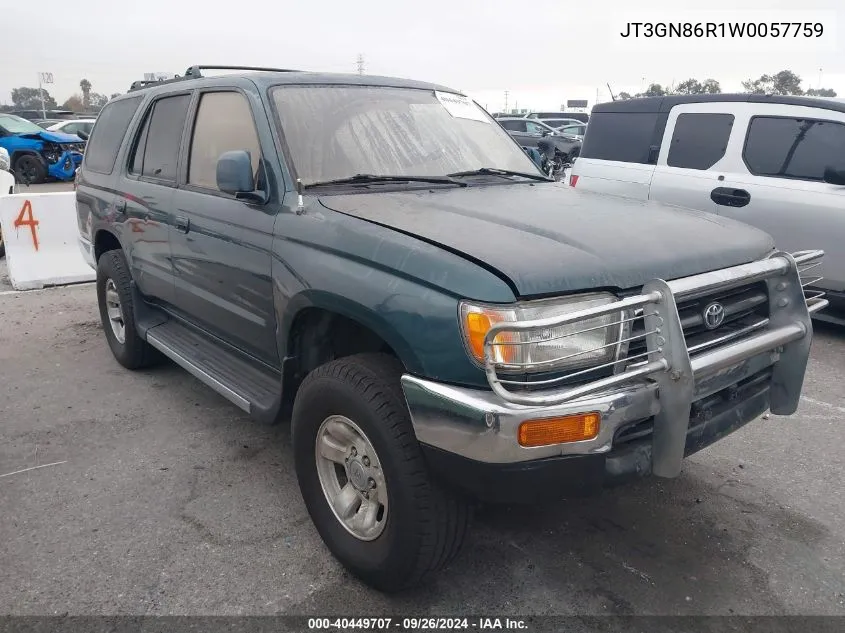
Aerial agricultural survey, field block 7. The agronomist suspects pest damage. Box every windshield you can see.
[271,85,541,185]
[0,114,46,135]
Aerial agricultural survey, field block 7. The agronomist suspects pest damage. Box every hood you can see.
[18,130,82,143]
[318,183,776,297]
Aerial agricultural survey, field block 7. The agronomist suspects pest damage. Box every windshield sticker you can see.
[434,91,489,123]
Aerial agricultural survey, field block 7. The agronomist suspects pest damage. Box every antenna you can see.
[606,83,617,101]
[504,90,509,113]
[356,54,365,75]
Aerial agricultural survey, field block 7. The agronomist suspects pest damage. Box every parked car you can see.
[9,109,76,121]
[0,113,85,183]
[497,116,581,163]
[34,119,64,129]
[569,93,845,325]
[47,118,96,138]
[76,65,824,592]
[526,110,590,124]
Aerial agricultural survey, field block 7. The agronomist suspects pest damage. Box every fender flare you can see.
[279,289,425,375]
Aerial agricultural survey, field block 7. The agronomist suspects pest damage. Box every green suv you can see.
[75,65,826,591]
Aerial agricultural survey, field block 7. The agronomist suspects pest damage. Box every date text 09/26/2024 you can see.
[308,617,528,630]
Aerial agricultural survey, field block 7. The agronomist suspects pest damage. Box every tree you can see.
[673,79,703,95]
[701,79,721,94]
[742,70,803,95]
[616,91,633,100]
[636,83,666,98]
[669,78,722,95]
[80,78,92,108]
[61,94,84,112]
[110,93,122,100]
[806,87,837,97]
[89,93,109,109]
[11,86,58,110]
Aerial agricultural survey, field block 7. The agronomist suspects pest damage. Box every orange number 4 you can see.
[14,199,39,251]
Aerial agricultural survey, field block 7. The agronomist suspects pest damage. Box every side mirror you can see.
[216,150,266,202]
[823,166,845,186]
[541,130,550,137]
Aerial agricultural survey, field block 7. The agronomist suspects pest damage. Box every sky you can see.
[1,0,843,112]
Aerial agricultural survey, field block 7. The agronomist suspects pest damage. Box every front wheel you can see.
[14,154,47,185]
[292,353,471,592]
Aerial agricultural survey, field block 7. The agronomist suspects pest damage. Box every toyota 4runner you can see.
[76,65,827,592]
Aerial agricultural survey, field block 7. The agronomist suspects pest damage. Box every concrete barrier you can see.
[0,191,95,290]
[0,170,13,195]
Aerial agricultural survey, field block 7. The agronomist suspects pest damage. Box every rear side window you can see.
[525,121,548,135]
[580,111,659,164]
[83,97,142,174]
[128,94,191,183]
[500,120,526,132]
[188,91,261,190]
[743,116,845,181]
[667,113,734,170]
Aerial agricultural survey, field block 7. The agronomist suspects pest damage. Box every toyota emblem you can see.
[703,302,726,330]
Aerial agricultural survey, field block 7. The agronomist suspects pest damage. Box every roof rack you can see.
[128,65,300,92]
[183,65,300,78]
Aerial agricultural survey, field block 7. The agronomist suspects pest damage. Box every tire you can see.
[0,226,5,258]
[96,249,159,369]
[14,154,47,185]
[292,353,471,592]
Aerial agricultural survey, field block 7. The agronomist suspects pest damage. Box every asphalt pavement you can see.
[1,281,844,617]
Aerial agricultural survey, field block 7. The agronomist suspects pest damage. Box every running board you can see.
[145,319,282,423]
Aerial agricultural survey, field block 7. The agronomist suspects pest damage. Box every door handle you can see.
[710,187,751,208]
[175,215,190,233]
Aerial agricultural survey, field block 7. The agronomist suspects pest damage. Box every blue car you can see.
[0,113,85,184]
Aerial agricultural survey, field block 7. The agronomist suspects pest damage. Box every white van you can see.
[569,94,845,324]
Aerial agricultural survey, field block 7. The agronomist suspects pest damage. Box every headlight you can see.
[459,293,623,373]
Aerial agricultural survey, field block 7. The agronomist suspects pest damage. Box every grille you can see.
[626,281,769,361]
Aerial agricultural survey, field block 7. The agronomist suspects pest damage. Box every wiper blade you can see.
[304,174,466,188]
[447,167,552,182]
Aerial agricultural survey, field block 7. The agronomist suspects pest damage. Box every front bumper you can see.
[46,150,83,181]
[402,250,827,500]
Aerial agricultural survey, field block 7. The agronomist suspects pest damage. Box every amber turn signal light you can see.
[517,412,600,447]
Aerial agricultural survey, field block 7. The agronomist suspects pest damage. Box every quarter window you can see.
[667,113,734,170]
[500,120,526,132]
[580,111,660,164]
[188,91,261,190]
[743,116,845,181]
[83,97,142,174]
